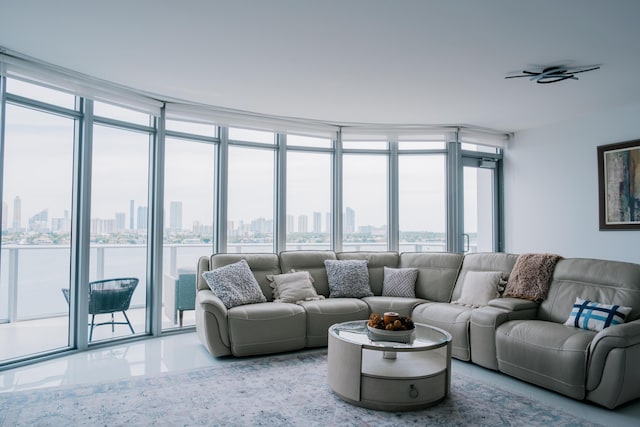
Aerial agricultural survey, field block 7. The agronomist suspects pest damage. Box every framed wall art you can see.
[597,139,640,230]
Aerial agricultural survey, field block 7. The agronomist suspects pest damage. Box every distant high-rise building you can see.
[137,206,148,230]
[345,207,355,234]
[51,218,66,232]
[313,212,321,233]
[297,214,308,233]
[129,200,135,230]
[12,196,21,230]
[29,209,48,232]
[286,215,294,233]
[170,201,183,232]
[115,212,126,232]
[2,201,7,230]
[325,212,331,234]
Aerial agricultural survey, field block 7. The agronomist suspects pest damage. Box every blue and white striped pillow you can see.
[564,297,632,332]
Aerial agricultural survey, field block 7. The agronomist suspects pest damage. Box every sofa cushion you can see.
[496,319,596,399]
[324,259,373,298]
[382,267,418,298]
[399,252,464,302]
[227,302,306,356]
[450,252,517,303]
[452,270,503,307]
[201,259,267,309]
[208,253,281,301]
[267,271,324,304]
[299,298,370,347]
[411,302,473,360]
[564,297,632,332]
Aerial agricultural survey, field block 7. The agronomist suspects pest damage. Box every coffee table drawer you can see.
[361,372,447,406]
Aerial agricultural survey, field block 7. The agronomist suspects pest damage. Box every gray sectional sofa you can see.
[195,250,640,409]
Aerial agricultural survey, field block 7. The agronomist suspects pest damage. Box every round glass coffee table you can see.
[327,320,452,411]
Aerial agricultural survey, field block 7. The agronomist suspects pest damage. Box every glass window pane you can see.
[227,146,274,252]
[228,127,275,144]
[166,119,216,137]
[464,166,495,252]
[89,124,150,342]
[399,155,446,252]
[0,103,75,361]
[94,101,150,126]
[342,154,388,251]
[286,152,331,250]
[162,138,215,329]
[287,134,332,148]
[6,78,76,109]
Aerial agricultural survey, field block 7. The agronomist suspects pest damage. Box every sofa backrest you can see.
[451,252,518,301]
[205,253,281,301]
[539,258,640,323]
[279,250,337,297]
[399,252,464,302]
[336,251,399,295]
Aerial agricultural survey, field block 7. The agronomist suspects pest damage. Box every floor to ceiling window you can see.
[88,102,153,342]
[0,79,77,361]
[398,140,446,252]
[161,120,216,330]
[341,140,389,251]
[226,128,276,253]
[285,134,332,250]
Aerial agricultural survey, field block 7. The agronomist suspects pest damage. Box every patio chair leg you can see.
[111,313,115,332]
[122,311,135,335]
[90,315,95,342]
[179,310,184,327]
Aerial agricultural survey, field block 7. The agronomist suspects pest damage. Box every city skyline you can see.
[2,194,399,237]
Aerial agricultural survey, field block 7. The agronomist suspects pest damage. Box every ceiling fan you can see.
[505,65,600,84]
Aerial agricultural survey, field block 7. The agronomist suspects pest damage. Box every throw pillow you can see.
[503,253,562,302]
[564,297,632,332]
[266,270,324,304]
[201,259,267,309]
[382,267,418,298]
[324,259,373,298]
[453,271,503,308]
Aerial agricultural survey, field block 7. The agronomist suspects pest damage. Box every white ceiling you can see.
[1,0,639,133]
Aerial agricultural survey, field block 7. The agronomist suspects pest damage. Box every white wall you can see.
[504,102,640,264]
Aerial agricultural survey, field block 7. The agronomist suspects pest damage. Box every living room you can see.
[1,1,639,425]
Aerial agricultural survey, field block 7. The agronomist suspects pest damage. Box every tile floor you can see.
[0,332,638,426]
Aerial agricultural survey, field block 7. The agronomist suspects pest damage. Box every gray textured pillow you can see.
[382,267,418,298]
[453,271,503,307]
[324,259,373,298]
[201,259,267,309]
[267,271,324,304]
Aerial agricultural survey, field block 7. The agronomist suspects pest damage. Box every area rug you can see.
[0,350,601,426]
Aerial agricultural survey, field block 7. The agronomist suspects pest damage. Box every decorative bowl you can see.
[367,325,415,343]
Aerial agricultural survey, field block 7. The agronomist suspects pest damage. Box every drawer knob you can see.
[409,384,419,399]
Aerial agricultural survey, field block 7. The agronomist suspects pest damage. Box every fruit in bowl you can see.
[367,312,414,331]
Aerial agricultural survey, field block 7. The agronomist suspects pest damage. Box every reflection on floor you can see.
[0,306,195,361]
[0,332,639,427]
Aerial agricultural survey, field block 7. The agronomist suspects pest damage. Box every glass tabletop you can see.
[329,320,451,351]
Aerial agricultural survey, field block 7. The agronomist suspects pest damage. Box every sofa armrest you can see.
[470,299,539,370]
[587,319,640,390]
[196,289,231,351]
[488,297,539,312]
